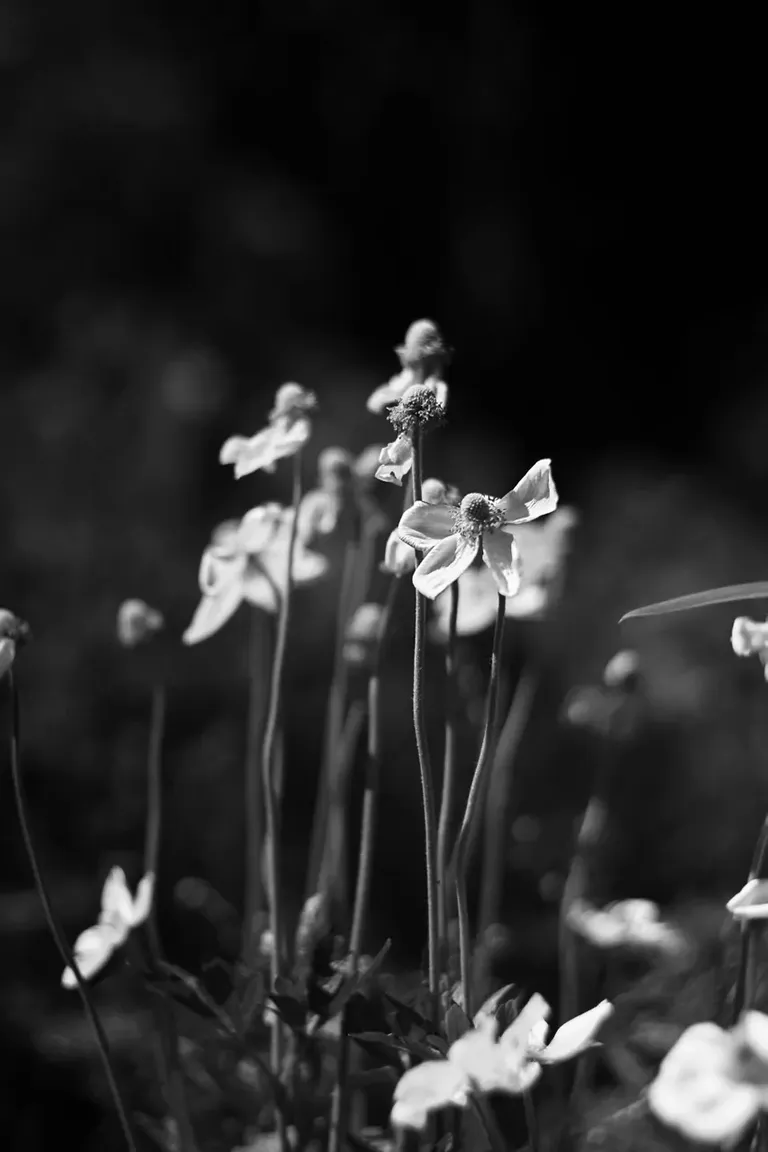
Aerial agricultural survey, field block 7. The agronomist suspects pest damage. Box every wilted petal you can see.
[509,508,578,585]
[413,535,478,600]
[397,502,457,550]
[431,378,449,410]
[100,867,135,928]
[482,529,522,597]
[501,460,558,524]
[199,546,245,596]
[219,436,250,465]
[62,923,124,988]
[537,1001,613,1064]
[131,873,155,927]
[727,879,768,920]
[390,1060,470,1129]
[183,582,245,645]
[375,434,413,486]
[383,529,416,576]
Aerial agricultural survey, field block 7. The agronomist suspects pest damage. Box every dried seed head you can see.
[117,599,165,648]
[388,383,445,434]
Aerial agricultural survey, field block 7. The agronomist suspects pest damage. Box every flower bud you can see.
[117,599,165,648]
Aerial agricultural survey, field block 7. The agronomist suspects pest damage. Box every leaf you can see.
[473,982,520,1027]
[349,1032,405,1070]
[325,939,391,1019]
[267,994,308,1031]
[382,990,431,1039]
[444,1003,473,1045]
[620,582,768,622]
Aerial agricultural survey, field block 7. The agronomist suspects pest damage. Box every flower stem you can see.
[436,580,459,961]
[6,670,138,1152]
[454,594,506,1020]
[243,608,271,968]
[472,1094,508,1152]
[262,450,303,1152]
[478,665,537,934]
[735,813,768,1023]
[410,428,439,1009]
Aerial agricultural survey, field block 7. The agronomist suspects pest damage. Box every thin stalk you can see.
[410,429,439,1008]
[6,670,138,1152]
[478,666,538,934]
[734,814,768,1024]
[262,451,303,1152]
[243,609,271,968]
[436,580,459,959]
[454,594,505,1020]
[317,700,367,900]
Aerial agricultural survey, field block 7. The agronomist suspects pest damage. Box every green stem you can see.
[410,429,439,1008]
[454,594,506,1020]
[436,580,459,964]
[6,671,139,1152]
[262,450,303,1152]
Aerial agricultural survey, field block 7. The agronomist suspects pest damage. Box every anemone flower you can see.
[62,867,154,988]
[397,460,558,601]
[381,477,455,576]
[220,382,317,479]
[367,369,449,417]
[649,1015,768,1146]
[183,504,327,644]
[391,993,612,1130]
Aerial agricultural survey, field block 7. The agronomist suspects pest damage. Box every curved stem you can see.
[410,429,439,1009]
[436,580,459,961]
[262,451,303,1152]
[6,671,138,1152]
[454,594,506,1020]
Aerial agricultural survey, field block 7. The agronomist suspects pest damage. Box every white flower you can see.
[62,867,154,988]
[727,879,768,921]
[220,383,317,479]
[731,616,768,679]
[390,994,612,1130]
[566,897,688,957]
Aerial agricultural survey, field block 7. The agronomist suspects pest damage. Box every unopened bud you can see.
[117,599,164,648]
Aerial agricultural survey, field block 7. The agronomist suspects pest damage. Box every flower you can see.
[220,382,317,479]
[390,994,612,1130]
[375,432,414,486]
[397,460,558,600]
[381,477,456,576]
[367,318,450,415]
[117,599,164,647]
[62,867,154,988]
[183,504,327,644]
[731,616,768,679]
[368,369,449,417]
[727,879,768,920]
[429,505,577,638]
[297,447,359,549]
[566,897,689,957]
[0,609,30,680]
[649,1015,768,1146]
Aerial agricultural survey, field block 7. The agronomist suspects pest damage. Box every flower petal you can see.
[367,369,415,414]
[219,436,250,465]
[413,535,478,600]
[183,582,245,645]
[100,867,134,927]
[450,1025,512,1095]
[131,873,155,927]
[397,502,457,550]
[501,460,559,524]
[390,1060,470,1130]
[199,546,246,596]
[241,568,279,613]
[507,507,578,585]
[375,433,413,486]
[727,878,768,920]
[538,1001,613,1064]
[62,923,124,988]
[237,504,285,554]
[482,529,522,597]
[499,993,551,1065]
[382,529,416,576]
[431,568,499,641]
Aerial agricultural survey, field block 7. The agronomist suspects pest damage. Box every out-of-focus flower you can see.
[602,648,641,689]
[62,867,154,988]
[183,504,327,644]
[367,319,450,415]
[220,382,317,479]
[649,1015,768,1146]
[727,879,768,920]
[343,602,386,667]
[116,599,164,648]
[731,616,768,680]
[430,505,577,638]
[0,609,30,680]
[397,460,558,600]
[297,447,359,550]
[391,993,612,1130]
[566,897,689,957]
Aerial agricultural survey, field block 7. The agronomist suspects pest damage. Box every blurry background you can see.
[3,1,768,1147]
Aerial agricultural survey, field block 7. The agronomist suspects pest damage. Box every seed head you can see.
[454,492,505,540]
[388,383,445,434]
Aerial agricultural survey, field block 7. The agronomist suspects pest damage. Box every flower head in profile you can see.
[117,599,164,648]
[367,319,451,415]
[566,897,689,958]
[397,460,558,600]
[731,616,768,680]
[391,993,612,1130]
[220,382,317,479]
[183,504,327,644]
[0,608,31,680]
[649,1014,768,1146]
[62,867,154,988]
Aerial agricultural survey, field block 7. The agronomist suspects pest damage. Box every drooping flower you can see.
[183,504,328,644]
[649,1015,768,1146]
[397,460,558,601]
[220,382,317,479]
[390,993,612,1130]
[727,879,768,920]
[731,616,768,680]
[566,897,689,957]
[62,867,154,988]
[117,599,165,648]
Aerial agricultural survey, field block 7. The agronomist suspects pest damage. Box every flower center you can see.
[454,492,504,540]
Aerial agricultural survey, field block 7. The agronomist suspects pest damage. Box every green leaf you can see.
[620,582,768,622]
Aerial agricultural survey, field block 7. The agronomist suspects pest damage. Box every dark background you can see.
[3,2,768,1147]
